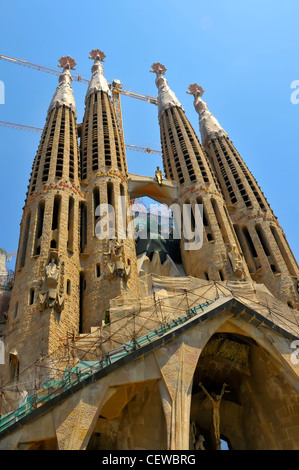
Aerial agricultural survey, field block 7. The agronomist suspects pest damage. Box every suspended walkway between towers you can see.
[0,297,218,435]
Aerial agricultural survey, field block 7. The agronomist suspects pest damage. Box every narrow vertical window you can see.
[197,197,214,241]
[255,224,279,273]
[79,202,87,252]
[107,182,115,236]
[67,196,74,251]
[233,224,256,273]
[93,187,100,233]
[96,264,101,278]
[20,212,31,268]
[79,272,85,334]
[34,201,45,256]
[29,288,35,305]
[52,196,61,231]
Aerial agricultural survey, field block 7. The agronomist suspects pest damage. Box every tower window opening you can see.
[42,110,58,182]
[52,196,61,231]
[219,270,225,281]
[29,288,35,305]
[204,272,209,280]
[96,264,101,278]
[34,200,45,256]
[197,197,214,241]
[67,280,71,295]
[107,182,114,207]
[67,196,74,251]
[19,212,31,268]
[79,201,87,252]
[93,187,100,231]
[50,239,57,249]
[79,272,85,334]
[255,224,279,273]
[242,226,258,259]
[234,224,255,273]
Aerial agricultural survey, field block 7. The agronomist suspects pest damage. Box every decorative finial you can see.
[89,49,106,62]
[58,56,77,70]
[187,83,204,97]
[150,62,167,75]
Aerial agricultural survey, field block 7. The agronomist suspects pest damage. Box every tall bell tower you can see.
[151,63,250,282]
[78,50,139,332]
[4,56,82,380]
[188,83,299,307]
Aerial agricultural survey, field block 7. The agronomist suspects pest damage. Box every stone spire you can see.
[85,49,110,102]
[150,62,183,117]
[48,56,77,118]
[187,83,227,146]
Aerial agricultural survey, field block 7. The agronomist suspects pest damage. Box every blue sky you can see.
[0,0,298,270]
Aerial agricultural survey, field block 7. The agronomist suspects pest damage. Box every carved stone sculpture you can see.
[39,255,64,313]
[155,166,163,186]
[199,382,229,450]
[105,237,131,281]
[228,244,246,279]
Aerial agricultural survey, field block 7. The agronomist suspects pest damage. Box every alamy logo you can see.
[94,198,204,251]
[0,80,4,104]
[290,80,299,104]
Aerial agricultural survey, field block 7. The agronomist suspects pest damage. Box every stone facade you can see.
[188,84,299,308]
[0,55,298,451]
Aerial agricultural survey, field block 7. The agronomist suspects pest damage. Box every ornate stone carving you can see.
[155,166,163,186]
[89,49,106,62]
[58,56,77,70]
[228,244,246,279]
[38,254,65,313]
[199,382,229,450]
[104,237,131,281]
[150,62,167,75]
[190,421,206,450]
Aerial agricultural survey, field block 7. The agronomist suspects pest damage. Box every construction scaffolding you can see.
[0,275,298,435]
